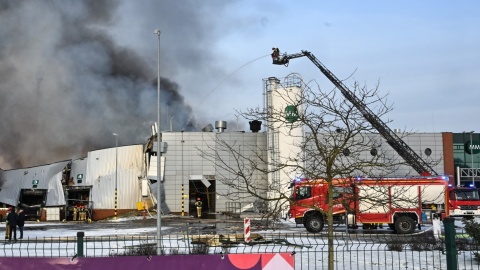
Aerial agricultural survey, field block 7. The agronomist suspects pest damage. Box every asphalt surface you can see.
[3,212,458,239]
[12,214,257,236]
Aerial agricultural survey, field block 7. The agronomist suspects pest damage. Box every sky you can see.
[1,1,479,169]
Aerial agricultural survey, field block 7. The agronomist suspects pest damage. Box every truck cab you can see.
[449,186,480,218]
[289,178,353,232]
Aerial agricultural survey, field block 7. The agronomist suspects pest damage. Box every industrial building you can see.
[0,75,478,221]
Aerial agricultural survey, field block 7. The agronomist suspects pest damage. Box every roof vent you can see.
[202,124,213,132]
[215,121,227,132]
[249,120,262,133]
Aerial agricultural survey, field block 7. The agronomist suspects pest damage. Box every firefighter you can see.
[79,204,85,221]
[73,203,78,221]
[5,207,11,240]
[271,47,280,60]
[195,198,202,218]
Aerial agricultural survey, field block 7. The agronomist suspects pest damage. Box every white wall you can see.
[87,145,144,209]
[160,131,267,213]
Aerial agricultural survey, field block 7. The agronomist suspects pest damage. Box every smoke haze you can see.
[0,0,232,169]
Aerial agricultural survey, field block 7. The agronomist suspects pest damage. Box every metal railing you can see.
[1,229,480,269]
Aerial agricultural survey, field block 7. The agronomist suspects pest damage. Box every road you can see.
[15,213,455,240]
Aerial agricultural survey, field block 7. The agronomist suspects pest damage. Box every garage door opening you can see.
[19,189,47,220]
[189,178,216,218]
[65,186,92,221]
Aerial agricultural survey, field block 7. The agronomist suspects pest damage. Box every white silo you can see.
[264,74,305,214]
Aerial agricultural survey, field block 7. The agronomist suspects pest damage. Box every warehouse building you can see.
[0,75,478,220]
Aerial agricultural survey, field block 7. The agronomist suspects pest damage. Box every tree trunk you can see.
[327,180,334,270]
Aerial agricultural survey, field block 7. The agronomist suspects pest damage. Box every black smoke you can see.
[0,0,204,169]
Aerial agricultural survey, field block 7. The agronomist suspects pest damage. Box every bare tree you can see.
[200,73,435,270]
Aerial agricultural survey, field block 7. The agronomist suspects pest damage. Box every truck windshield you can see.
[454,189,480,200]
[294,186,311,200]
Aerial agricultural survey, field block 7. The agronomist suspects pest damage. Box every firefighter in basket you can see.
[271,47,280,61]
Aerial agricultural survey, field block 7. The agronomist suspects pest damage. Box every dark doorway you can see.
[65,186,92,221]
[189,179,216,218]
[18,189,47,220]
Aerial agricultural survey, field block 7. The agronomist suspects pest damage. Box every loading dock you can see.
[18,189,47,220]
[65,186,92,221]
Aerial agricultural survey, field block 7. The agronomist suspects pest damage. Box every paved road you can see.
[15,214,251,236]
[4,213,459,240]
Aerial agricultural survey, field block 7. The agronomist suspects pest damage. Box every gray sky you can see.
[1,0,478,169]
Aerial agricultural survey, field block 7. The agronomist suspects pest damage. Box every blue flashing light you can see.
[440,175,449,181]
[448,184,453,187]
[356,176,362,181]
[294,177,302,182]
[469,184,475,188]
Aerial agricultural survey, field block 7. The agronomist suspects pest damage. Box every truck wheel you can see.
[304,215,324,233]
[394,216,415,234]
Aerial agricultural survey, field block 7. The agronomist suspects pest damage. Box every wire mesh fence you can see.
[1,230,480,269]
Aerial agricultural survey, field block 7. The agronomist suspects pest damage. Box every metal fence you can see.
[1,229,480,269]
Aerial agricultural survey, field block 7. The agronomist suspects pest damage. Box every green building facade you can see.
[453,132,480,187]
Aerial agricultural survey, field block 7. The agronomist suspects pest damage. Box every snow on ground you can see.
[1,216,478,269]
[13,213,474,238]
[6,214,474,239]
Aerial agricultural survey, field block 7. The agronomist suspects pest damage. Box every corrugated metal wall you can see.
[70,158,87,186]
[87,145,144,209]
[0,160,70,206]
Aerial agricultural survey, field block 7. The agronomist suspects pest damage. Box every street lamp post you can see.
[470,131,475,187]
[154,29,162,255]
[113,133,118,220]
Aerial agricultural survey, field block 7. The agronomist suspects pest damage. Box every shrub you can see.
[463,219,480,244]
[409,232,437,251]
[387,242,404,251]
[109,241,158,256]
[169,248,186,255]
[385,239,404,252]
[191,244,209,254]
[462,219,480,262]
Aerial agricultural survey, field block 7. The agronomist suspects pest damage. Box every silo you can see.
[264,75,305,214]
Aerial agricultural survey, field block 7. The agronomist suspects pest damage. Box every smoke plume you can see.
[0,0,221,169]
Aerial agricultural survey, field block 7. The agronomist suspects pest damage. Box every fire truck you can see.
[273,48,480,222]
[448,186,480,217]
[290,176,449,234]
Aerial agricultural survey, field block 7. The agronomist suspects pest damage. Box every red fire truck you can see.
[448,186,480,217]
[273,49,480,222]
[290,176,450,234]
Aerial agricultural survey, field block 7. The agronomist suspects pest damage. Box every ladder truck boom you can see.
[273,49,437,176]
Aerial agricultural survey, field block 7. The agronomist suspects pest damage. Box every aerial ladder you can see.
[271,49,437,176]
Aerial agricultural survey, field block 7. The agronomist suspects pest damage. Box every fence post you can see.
[443,217,457,270]
[77,231,85,258]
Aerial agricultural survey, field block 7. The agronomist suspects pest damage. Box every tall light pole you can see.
[154,29,162,255]
[113,133,118,220]
[470,131,475,187]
